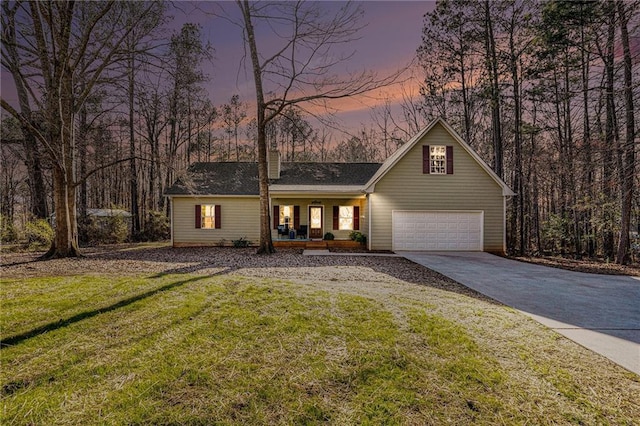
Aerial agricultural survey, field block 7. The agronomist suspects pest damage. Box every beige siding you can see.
[171,196,260,246]
[271,197,366,240]
[370,122,506,252]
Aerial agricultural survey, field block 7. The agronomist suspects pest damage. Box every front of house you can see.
[165,119,514,253]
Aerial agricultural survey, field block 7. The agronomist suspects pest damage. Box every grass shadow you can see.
[1,268,231,348]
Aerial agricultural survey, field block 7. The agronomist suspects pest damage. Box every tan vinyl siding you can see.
[370,122,505,252]
[171,196,260,246]
[271,197,366,240]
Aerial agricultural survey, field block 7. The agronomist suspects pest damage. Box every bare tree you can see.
[221,94,247,161]
[1,1,161,258]
[164,23,212,209]
[1,1,49,220]
[235,0,402,254]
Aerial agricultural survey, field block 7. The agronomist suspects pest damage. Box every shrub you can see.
[541,213,569,253]
[323,232,334,240]
[232,237,250,247]
[25,219,54,248]
[140,211,170,241]
[631,233,640,262]
[349,231,367,244]
[85,214,129,245]
[0,215,18,243]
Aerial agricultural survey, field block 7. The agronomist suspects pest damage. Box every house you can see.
[165,118,515,253]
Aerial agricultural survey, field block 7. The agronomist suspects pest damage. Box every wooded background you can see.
[1,0,638,263]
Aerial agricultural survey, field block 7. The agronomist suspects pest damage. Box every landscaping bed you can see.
[513,255,640,276]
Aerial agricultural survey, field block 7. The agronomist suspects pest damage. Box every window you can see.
[279,205,294,226]
[430,145,446,174]
[201,204,217,229]
[195,204,221,229]
[333,205,360,231]
[339,206,354,230]
[273,205,300,229]
[423,145,453,174]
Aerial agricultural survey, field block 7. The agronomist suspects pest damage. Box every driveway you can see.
[401,252,640,375]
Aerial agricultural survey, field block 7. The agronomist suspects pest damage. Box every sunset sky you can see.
[0,1,435,135]
[185,1,434,134]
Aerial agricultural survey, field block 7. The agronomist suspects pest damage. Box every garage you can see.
[392,210,483,251]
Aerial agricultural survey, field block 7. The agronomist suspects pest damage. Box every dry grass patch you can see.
[1,268,638,425]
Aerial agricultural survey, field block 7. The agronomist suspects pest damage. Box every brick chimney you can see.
[268,150,281,179]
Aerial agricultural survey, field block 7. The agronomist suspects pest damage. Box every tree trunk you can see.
[46,160,81,259]
[129,51,140,238]
[240,0,274,254]
[580,4,595,257]
[484,0,503,179]
[615,0,635,265]
[78,103,88,243]
[602,1,616,259]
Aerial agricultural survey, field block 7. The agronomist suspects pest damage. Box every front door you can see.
[309,206,323,239]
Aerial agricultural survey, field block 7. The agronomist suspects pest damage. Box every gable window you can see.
[423,145,454,175]
[430,146,446,174]
[195,204,221,229]
[333,205,360,230]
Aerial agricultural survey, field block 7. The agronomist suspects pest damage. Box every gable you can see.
[365,118,514,196]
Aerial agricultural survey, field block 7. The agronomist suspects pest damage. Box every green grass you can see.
[1,273,638,425]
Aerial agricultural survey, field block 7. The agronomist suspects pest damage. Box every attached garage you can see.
[392,210,483,251]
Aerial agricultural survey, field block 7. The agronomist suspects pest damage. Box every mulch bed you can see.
[512,255,640,276]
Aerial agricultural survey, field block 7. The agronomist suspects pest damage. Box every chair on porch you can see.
[277,224,289,239]
[297,225,308,239]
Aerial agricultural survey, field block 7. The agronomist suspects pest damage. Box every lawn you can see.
[2,266,638,425]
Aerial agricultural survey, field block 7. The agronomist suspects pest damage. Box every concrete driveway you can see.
[401,252,640,375]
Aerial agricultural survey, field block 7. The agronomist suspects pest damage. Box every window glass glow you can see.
[430,145,446,174]
[339,206,354,230]
[201,204,216,229]
[279,205,293,225]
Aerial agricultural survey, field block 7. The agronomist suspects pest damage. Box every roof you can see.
[50,208,131,220]
[164,162,260,195]
[277,162,381,186]
[87,208,132,217]
[164,162,382,196]
[365,118,516,196]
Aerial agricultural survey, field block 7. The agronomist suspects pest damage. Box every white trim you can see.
[364,118,515,197]
[367,194,372,250]
[170,197,174,246]
[269,193,366,199]
[270,185,365,193]
[167,194,258,199]
[503,197,507,253]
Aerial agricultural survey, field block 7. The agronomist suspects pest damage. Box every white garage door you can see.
[392,211,483,251]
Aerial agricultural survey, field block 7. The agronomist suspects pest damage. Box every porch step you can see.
[305,241,328,249]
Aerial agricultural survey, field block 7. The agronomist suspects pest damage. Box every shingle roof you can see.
[164,162,260,195]
[277,162,381,186]
[164,161,382,196]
